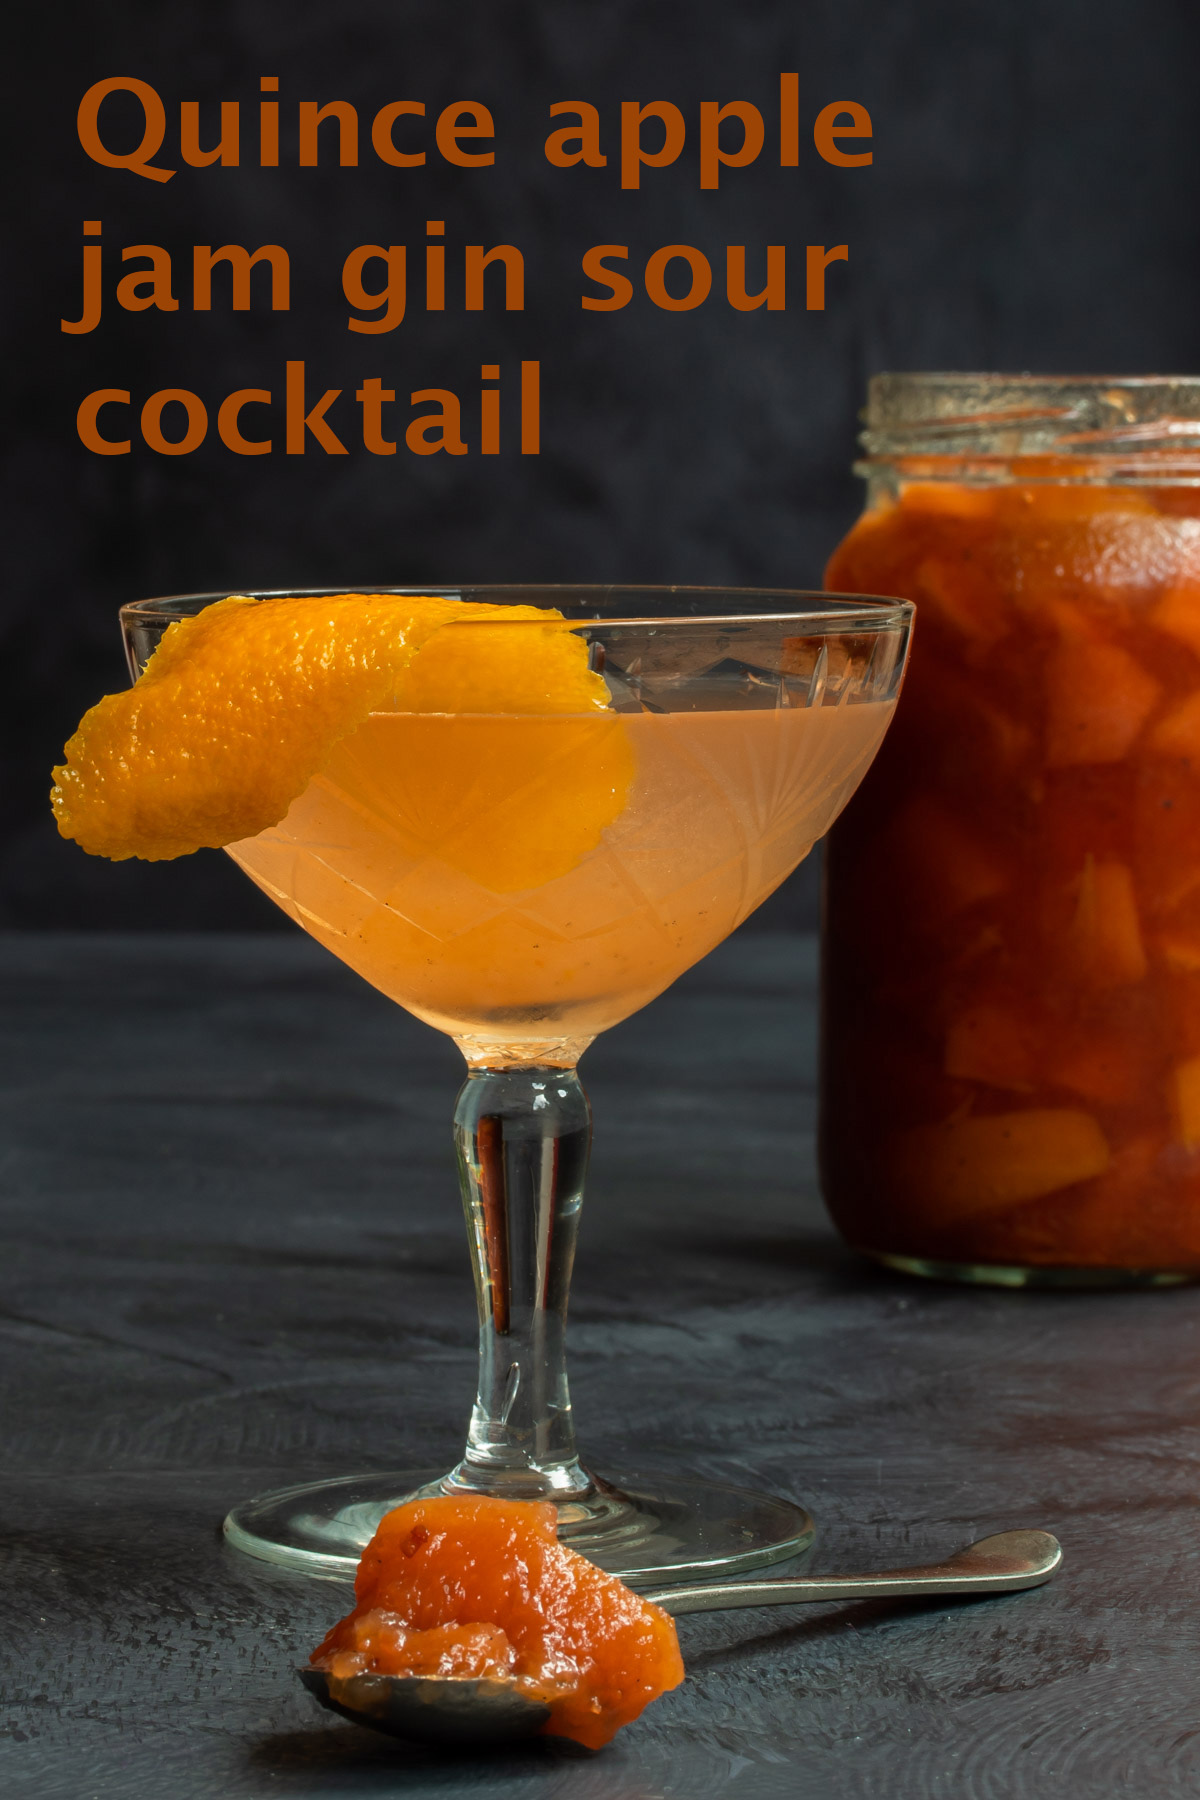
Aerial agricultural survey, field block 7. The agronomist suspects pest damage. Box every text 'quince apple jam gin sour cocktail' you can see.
[53,586,911,1580]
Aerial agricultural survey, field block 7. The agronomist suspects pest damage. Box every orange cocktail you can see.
[229,699,892,1059]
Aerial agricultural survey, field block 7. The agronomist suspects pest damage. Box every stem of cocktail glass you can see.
[443,1061,595,1501]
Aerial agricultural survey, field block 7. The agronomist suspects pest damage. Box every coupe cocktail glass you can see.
[121,586,912,1583]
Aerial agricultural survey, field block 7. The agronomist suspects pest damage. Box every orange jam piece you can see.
[310,1496,684,1750]
[50,593,625,866]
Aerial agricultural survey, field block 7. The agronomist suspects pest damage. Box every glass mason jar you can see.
[823,373,1200,1285]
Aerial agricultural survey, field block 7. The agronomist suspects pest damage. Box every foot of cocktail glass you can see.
[222,1055,814,1584]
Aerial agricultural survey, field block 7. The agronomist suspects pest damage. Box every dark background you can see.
[7,0,1200,929]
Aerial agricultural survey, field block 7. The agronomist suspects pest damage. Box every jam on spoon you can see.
[306,1494,685,1750]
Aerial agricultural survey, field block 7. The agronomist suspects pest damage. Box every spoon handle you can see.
[641,1528,1062,1616]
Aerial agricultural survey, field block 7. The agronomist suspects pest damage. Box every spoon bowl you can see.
[297,1665,551,1744]
[298,1527,1062,1745]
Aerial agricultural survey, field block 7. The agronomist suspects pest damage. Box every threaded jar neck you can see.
[857,372,1200,485]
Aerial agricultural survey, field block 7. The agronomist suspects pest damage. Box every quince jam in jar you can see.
[823,374,1200,1284]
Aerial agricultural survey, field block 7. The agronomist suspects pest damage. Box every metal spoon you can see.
[297,1527,1061,1745]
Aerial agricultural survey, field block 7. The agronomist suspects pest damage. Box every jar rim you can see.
[861,372,1200,465]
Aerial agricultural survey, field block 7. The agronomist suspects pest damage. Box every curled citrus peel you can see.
[50,594,616,863]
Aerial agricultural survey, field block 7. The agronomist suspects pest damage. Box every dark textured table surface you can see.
[3,929,1197,1798]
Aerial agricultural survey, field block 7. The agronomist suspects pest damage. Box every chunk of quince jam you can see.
[309,1496,684,1750]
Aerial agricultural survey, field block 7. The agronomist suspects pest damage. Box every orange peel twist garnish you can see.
[51,593,616,862]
